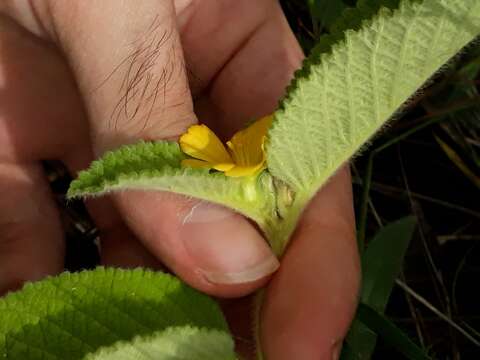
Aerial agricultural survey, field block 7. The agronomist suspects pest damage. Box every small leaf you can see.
[86,326,236,360]
[267,0,480,199]
[0,268,232,360]
[361,216,416,310]
[68,141,277,230]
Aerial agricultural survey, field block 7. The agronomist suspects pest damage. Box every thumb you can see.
[37,0,278,296]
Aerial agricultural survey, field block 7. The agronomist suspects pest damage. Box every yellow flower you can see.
[179,115,273,177]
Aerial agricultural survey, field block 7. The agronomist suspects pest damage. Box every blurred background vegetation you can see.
[46,1,480,359]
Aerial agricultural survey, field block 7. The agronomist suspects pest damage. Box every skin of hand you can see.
[0,1,360,359]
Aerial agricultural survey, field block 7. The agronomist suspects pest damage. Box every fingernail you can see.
[181,202,279,284]
[331,340,343,360]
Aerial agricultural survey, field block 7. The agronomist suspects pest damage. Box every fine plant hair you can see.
[350,36,480,161]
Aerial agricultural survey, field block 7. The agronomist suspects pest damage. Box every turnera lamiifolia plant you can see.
[67,0,480,259]
[1,1,479,359]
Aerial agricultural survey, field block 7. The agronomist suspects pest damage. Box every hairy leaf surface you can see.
[68,141,276,228]
[86,326,236,360]
[0,268,232,360]
[267,0,480,195]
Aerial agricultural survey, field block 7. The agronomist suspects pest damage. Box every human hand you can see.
[0,1,359,358]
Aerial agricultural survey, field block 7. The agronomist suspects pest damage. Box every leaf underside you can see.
[0,268,233,360]
[267,0,480,196]
[68,141,276,227]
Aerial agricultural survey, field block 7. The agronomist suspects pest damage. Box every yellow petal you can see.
[224,162,266,178]
[180,124,233,164]
[213,163,236,172]
[226,115,273,168]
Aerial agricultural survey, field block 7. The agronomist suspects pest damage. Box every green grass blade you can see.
[345,217,417,359]
[344,319,377,360]
[356,303,431,360]
[361,216,416,310]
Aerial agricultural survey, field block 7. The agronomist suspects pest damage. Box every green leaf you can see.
[68,141,277,230]
[86,326,236,360]
[355,303,431,360]
[0,268,233,360]
[267,0,480,199]
[361,216,416,310]
[345,217,417,359]
[332,0,403,35]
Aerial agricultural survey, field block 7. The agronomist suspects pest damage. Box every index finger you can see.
[176,0,304,135]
